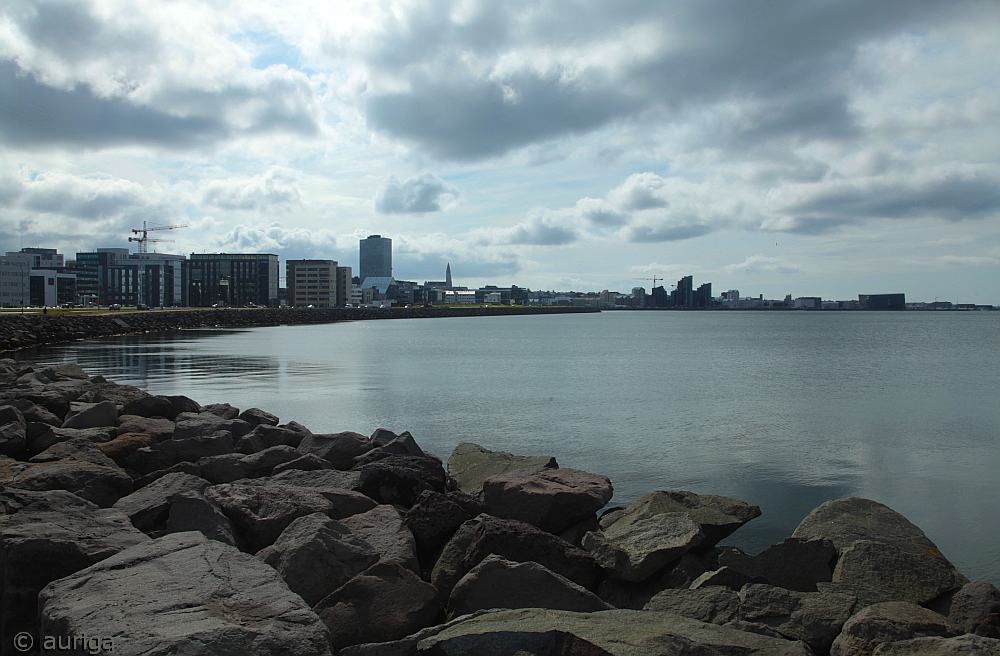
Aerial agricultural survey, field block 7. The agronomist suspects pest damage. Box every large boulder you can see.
[127,430,235,474]
[112,472,212,533]
[164,490,239,546]
[3,458,132,507]
[871,634,1000,654]
[353,431,428,466]
[357,455,448,508]
[738,583,858,655]
[583,511,704,582]
[341,504,420,574]
[0,404,27,456]
[597,552,711,610]
[448,555,613,619]
[121,395,174,419]
[482,466,613,534]
[173,411,250,440]
[238,424,307,453]
[830,602,952,656]
[405,490,473,562]
[238,407,280,428]
[27,425,117,455]
[447,442,557,495]
[270,467,363,491]
[257,513,380,606]
[431,515,488,597]
[462,516,603,591]
[298,431,374,469]
[603,490,761,548]
[2,398,62,426]
[39,531,333,655]
[98,432,156,467]
[942,580,1000,638]
[718,537,836,592]
[794,498,968,606]
[205,481,377,552]
[313,561,442,651]
[0,489,149,644]
[116,414,175,442]
[643,587,740,624]
[28,435,120,468]
[61,400,118,429]
[417,608,813,656]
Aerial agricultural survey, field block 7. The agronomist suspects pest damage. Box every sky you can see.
[1,0,999,303]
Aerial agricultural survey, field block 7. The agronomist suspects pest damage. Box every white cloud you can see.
[723,255,801,276]
[202,167,302,212]
[374,173,458,213]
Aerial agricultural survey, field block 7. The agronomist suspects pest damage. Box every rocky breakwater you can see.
[0,305,599,353]
[1,362,998,656]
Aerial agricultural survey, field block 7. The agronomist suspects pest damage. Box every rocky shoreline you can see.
[1,361,998,655]
[0,305,598,354]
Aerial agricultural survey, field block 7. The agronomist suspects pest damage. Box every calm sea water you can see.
[13,311,1000,585]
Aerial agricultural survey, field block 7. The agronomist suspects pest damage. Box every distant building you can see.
[5,248,64,270]
[188,253,278,307]
[359,235,392,280]
[75,248,129,304]
[793,297,822,309]
[694,282,712,308]
[859,293,905,310]
[672,276,693,307]
[103,253,187,307]
[287,260,351,307]
[445,263,453,289]
[30,270,76,306]
[0,259,29,307]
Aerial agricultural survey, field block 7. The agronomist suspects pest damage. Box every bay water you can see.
[15,310,1000,584]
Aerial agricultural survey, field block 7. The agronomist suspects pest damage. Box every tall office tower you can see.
[445,263,452,289]
[359,235,392,280]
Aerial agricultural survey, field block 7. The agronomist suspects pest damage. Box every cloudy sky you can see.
[1,0,998,302]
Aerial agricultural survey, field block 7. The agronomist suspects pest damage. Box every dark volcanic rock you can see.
[943,580,1000,638]
[830,601,951,656]
[4,458,133,507]
[117,414,175,442]
[61,400,118,429]
[448,554,612,619]
[482,466,613,534]
[738,583,857,655]
[313,561,442,651]
[121,395,174,419]
[463,516,603,591]
[0,489,148,644]
[239,406,280,427]
[164,490,239,546]
[405,490,472,562]
[718,537,837,592]
[583,511,704,583]
[112,471,212,533]
[643,587,740,624]
[342,504,420,574]
[39,531,333,656]
[357,454,447,508]
[298,431,373,469]
[257,512,379,607]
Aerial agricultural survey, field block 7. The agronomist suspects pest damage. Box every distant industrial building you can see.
[287,260,351,307]
[359,235,392,280]
[188,253,278,307]
[859,293,905,310]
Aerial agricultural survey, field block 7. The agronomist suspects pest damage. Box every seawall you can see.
[0,305,599,353]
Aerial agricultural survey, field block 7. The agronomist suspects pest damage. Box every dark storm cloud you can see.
[0,62,224,148]
[359,0,965,160]
[783,169,1000,222]
[374,173,458,213]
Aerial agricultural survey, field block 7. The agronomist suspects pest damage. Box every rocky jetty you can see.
[1,360,998,656]
[0,305,598,353]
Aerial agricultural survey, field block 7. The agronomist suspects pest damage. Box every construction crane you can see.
[633,276,665,289]
[129,221,187,253]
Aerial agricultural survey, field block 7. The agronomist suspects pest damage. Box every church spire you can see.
[445,263,453,289]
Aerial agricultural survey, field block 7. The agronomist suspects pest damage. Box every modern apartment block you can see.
[359,235,392,280]
[0,258,29,307]
[287,260,352,307]
[188,253,278,307]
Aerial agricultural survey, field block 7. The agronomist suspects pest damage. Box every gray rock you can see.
[98,432,157,467]
[117,414,175,441]
[4,458,132,507]
[643,587,740,624]
[238,424,307,453]
[738,583,857,655]
[131,461,203,488]
[239,406,280,427]
[337,610,498,656]
[405,490,472,561]
[273,452,335,474]
[431,515,488,597]
[200,402,240,419]
[173,411,247,440]
[61,400,118,429]
[0,404,26,456]
[40,363,89,381]
[603,490,761,548]
[482,466,613,535]
[39,531,333,656]
[205,481,377,552]
[583,511,704,582]
[166,394,201,417]
[463,516,603,591]
[121,395,174,419]
[357,454,448,508]
[353,431,427,466]
[719,537,837,592]
[943,580,1000,638]
[447,442,557,496]
[298,431,374,469]
[27,425,117,455]
[0,489,148,644]
[196,452,250,483]
[830,601,951,656]
[871,634,1000,655]
[313,561,442,651]
[342,504,421,574]
[448,554,613,619]
[417,607,813,656]
[112,472,212,532]
[29,435,120,468]
[257,512,379,606]
[596,552,710,610]
[691,566,768,591]
[164,490,238,546]
[242,444,300,475]
[270,467,363,491]
[833,539,966,606]
[2,398,62,426]
[136,429,236,471]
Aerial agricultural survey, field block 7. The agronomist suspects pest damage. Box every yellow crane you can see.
[129,221,187,253]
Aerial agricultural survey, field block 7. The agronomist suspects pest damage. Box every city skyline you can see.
[0,1,998,304]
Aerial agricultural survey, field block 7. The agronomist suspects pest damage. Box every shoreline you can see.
[0,305,599,354]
